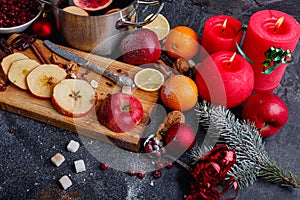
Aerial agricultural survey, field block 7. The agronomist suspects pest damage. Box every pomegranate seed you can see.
[100,163,109,171]
[153,170,162,178]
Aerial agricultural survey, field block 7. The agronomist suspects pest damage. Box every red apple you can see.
[97,93,144,133]
[242,92,289,137]
[119,29,161,65]
[196,51,254,108]
[164,123,196,154]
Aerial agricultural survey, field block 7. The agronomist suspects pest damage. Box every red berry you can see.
[156,161,164,169]
[0,85,7,92]
[100,163,109,170]
[137,171,146,179]
[153,170,162,178]
[128,169,136,176]
[166,162,173,169]
[144,144,153,153]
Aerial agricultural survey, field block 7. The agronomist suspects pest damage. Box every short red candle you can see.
[195,51,254,108]
[201,15,243,57]
[242,10,300,92]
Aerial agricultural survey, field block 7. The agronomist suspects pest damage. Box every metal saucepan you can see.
[40,0,164,55]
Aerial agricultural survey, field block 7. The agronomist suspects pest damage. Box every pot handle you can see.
[120,0,165,28]
[38,0,52,5]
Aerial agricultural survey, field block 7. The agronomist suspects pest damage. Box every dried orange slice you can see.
[134,68,164,92]
[143,14,170,41]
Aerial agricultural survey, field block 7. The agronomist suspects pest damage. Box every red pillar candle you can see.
[195,51,254,108]
[242,10,300,92]
[201,15,243,56]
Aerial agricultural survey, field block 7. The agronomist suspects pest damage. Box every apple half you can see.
[7,58,40,90]
[52,79,97,118]
[26,64,67,99]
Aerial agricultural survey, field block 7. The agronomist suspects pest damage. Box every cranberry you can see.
[153,170,162,178]
[137,171,146,179]
[166,162,173,169]
[144,144,153,153]
[128,169,136,176]
[100,163,109,171]
[0,85,7,92]
[156,161,164,169]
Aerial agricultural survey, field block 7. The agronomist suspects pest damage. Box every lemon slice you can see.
[143,14,170,41]
[134,68,164,92]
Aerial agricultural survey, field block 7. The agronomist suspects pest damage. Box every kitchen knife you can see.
[44,40,135,88]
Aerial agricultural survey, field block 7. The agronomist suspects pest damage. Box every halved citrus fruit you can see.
[134,68,164,92]
[73,0,113,11]
[142,14,170,41]
[63,6,89,16]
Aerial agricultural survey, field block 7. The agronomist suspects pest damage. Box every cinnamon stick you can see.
[31,42,51,64]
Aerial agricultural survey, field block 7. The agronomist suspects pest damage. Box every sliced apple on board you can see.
[26,64,67,99]
[7,58,40,90]
[1,53,28,76]
[52,79,97,118]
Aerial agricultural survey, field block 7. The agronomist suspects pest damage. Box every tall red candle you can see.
[195,51,254,108]
[201,15,243,57]
[242,10,300,92]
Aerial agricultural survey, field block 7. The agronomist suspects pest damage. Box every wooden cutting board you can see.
[0,34,159,152]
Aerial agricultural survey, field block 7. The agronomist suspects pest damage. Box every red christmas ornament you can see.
[31,17,54,38]
[185,145,238,200]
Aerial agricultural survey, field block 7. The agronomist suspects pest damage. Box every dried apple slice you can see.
[52,79,97,118]
[1,53,28,76]
[7,59,40,90]
[26,64,67,99]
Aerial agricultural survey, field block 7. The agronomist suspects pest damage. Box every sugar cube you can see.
[74,159,86,173]
[51,153,65,167]
[58,175,72,190]
[67,140,80,153]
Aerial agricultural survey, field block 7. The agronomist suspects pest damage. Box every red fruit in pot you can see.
[242,92,289,137]
[165,123,196,155]
[119,29,161,65]
[73,0,113,11]
[97,93,144,133]
[32,18,54,38]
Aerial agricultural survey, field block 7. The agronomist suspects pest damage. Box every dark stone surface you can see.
[0,0,299,199]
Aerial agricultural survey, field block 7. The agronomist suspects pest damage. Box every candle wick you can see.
[273,26,277,32]
[227,52,237,66]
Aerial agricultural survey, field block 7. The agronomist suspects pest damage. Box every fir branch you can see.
[193,101,300,189]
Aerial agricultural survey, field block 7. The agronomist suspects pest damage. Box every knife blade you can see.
[44,40,135,88]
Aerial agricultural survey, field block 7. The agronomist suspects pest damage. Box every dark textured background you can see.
[0,0,299,199]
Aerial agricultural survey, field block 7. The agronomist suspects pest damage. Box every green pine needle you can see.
[192,101,300,189]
